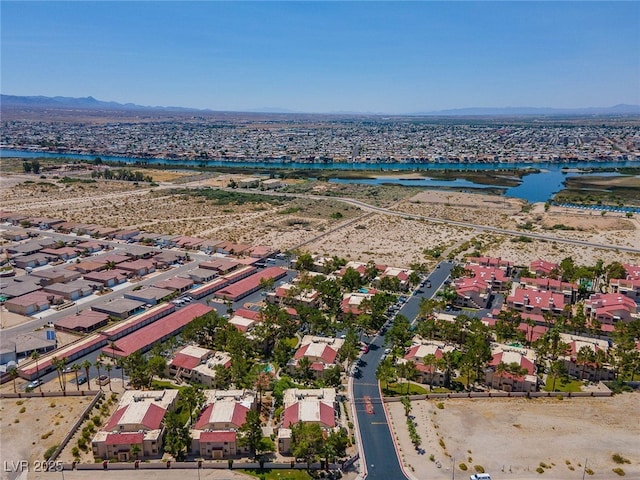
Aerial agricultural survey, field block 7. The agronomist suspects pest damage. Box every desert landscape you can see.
[2,172,640,270]
[387,394,640,480]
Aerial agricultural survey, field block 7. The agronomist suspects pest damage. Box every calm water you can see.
[2,148,638,203]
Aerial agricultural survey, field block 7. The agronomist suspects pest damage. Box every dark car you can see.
[77,375,87,385]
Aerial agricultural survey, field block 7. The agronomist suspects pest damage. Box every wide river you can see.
[2,148,638,203]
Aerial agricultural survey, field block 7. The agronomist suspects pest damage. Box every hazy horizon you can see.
[2,2,639,114]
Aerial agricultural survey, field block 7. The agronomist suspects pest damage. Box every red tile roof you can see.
[170,352,202,370]
[141,403,166,430]
[104,407,127,431]
[105,432,144,445]
[104,303,213,357]
[216,267,286,301]
[200,431,237,443]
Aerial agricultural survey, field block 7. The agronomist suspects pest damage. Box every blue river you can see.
[2,148,638,203]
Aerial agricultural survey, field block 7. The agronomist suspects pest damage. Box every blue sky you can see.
[2,1,639,113]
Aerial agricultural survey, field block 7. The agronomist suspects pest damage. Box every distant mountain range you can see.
[2,94,639,117]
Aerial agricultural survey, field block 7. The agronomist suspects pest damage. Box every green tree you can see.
[238,410,263,458]
[51,356,66,392]
[163,411,191,461]
[71,363,81,391]
[290,421,324,468]
[376,357,397,393]
[295,253,314,271]
[341,266,363,292]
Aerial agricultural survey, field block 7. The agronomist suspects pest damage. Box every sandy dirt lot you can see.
[387,394,640,480]
[3,175,640,269]
[0,394,97,476]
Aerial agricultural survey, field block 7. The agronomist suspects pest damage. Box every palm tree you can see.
[81,360,92,389]
[495,362,508,390]
[577,346,595,380]
[548,360,567,391]
[8,367,19,393]
[71,363,81,391]
[254,371,271,412]
[30,351,42,392]
[423,354,437,390]
[52,356,66,392]
[105,363,113,391]
[95,357,104,389]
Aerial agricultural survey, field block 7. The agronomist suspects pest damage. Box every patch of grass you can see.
[383,382,428,396]
[543,377,583,392]
[241,469,313,480]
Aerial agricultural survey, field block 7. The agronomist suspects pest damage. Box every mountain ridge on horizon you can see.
[2,94,640,117]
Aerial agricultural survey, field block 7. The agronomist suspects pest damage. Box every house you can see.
[0,277,43,299]
[559,333,613,381]
[187,268,218,284]
[266,282,320,308]
[199,257,241,274]
[376,266,414,291]
[467,256,513,274]
[623,264,640,280]
[519,277,578,303]
[30,267,81,286]
[154,276,194,294]
[55,310,110,334]
[5,291,63,315]
[172,236,204,249]
[43,279,96,301]
[237,177,261,188]
[39,246,79,261]
[228,309,262,333]
[609,277,640,301]
[340,290,379,315]
[287,335,344,377]
[215,241,252,256]
[583,293,637,326]
[278,388,336,454]
[167,345,213,380]
[400,339,453,386]
[506,288,565,316]
[83,269,128,287]
[530,259,559,277]
[124,286,173,306]
[198,239,224,254]
[113,229,140,241]
[13,252,53,269]
[452,277,492,309]
[92,390,178,461]
[249,245,276,259]
[485,345,537,392]
[66,260,106,274]
[465,265,511,291]
[118,259,156,277]
[190,390,255,459]
[261,178,284,190]
[92,298,146,320]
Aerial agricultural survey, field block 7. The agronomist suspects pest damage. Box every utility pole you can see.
[582,458,588,480]
[452,456,455,480]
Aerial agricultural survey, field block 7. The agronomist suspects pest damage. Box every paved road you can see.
[351,261,455,479]
[207,187,640,255]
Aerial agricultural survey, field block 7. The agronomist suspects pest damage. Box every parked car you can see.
[26,379,42,390]
[361,345,370,354]
[77,375,87,385]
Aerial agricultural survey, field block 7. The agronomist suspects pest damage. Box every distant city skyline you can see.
[2,1,639,114]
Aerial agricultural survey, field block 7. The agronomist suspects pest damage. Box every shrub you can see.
[439,438,446,449]
[429,454,435,462]
[41,431,53,440]
[459,463,468,471]
[71,446,80,458]
[613,468,625,476]
[16,400,24,406]
[436,402,445,409]
[585,468,594,476]
[43,445,58,460]
[474,465,485,473]
[536,467,545,474]
[19,407,26,414]
[612,454,630,464]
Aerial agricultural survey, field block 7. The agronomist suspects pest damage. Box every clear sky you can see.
[2,1,639,114]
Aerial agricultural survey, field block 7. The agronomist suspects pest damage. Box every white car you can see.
[384,348,391,354]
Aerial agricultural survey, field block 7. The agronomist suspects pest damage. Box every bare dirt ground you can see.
[0,394,96,474]
[3,175,640,269]
[387,394,640,480]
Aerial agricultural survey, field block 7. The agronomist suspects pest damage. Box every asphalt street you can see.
[351,261,455,479]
